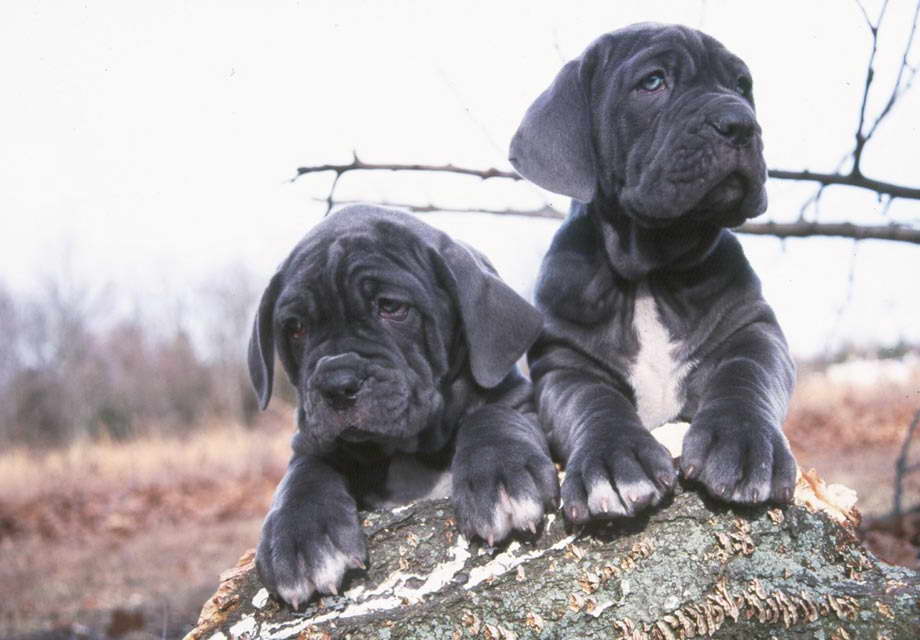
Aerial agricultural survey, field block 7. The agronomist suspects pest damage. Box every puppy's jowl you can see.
[511,23,797,523]
[248,205,558,606]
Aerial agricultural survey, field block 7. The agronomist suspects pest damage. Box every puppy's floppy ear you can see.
[439,243,544,389]
[248,272,283,410]
[509,57,597,203]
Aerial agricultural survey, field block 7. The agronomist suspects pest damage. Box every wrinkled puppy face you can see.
[273,226,455,453]
[248,206,545,457]
[511,23,767,228]
[600,25,766,227]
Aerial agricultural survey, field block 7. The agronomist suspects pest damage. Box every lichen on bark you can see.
[185,472,920,640]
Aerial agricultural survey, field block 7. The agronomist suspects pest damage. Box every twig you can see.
[767,169,920,200]
[316,196,920,244]
[737,221,920,244]
[313,197,565,220]
[894,408,920,517]
[293,156,521,183]
[296,159,920,201]
[435,65,505,157]
[794,153,852,223]
[851,0,889,175]
[791,0,919,220]
[325,172,342,216]
[297,158,920,242]
[862,0,920,144]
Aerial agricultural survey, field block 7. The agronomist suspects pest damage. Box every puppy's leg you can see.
[534,367,678,524]
[681,323,796,504]
[451,404,559,545]
[256,454,366,608]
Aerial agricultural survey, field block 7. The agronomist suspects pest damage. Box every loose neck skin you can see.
[581,195,726,281]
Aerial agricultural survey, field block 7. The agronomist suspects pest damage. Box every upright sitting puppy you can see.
[249,205,558,606]
[509,24,796,524]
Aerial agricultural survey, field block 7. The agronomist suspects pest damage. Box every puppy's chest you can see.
[626,286,693,429]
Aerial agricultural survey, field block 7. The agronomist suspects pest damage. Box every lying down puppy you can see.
[510,23,797,523]
[248,204,559,607]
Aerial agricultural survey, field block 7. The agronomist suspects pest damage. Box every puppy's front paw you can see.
[452,439,559,545]
[680,417,796,504]
[561,428,677,524]
[256,495,366,608]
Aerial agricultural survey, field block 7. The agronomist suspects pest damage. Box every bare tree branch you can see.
[851,0,889,175]
[790,0,919,220]
[293,156,521,183]
[314,196,920,244]
[862,0,920,143]
[767,169,920,200]
[310,197,565,220]
[294,159,920,202]
[324,172,342,215]
[732,221,920,243]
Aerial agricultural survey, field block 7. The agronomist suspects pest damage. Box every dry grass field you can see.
[785,356,920,570]
[1,359,918,640]
[0,412,293,640]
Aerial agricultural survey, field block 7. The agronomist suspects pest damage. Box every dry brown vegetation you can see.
[787,358,920,453]
[0,361,918,639]
[0,415,291,542]
[0,411,293,640]
[785,358,920,571]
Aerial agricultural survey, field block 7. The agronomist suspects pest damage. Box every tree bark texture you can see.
[185,466,919,640]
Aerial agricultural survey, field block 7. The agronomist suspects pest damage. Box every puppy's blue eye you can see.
[639,71,665,92]
[737,76,752,96]
[377,297,410,321]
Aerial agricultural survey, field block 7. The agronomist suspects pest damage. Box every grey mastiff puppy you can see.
[509,23,796,524]
[248,205,558,606]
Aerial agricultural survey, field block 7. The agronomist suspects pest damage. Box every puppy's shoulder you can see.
[535,205,619,325]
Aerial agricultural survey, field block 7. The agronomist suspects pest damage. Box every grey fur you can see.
[511,24,796,524]
[248,205,558,606]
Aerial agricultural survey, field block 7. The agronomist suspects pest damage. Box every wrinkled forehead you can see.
[589,23,749,79]
[276,217,443,309]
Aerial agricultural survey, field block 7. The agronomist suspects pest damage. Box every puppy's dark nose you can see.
[317,370,363,409]
[708,109,756,146]
[314,353,365,411]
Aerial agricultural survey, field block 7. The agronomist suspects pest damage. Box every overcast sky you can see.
[1,0,918,358]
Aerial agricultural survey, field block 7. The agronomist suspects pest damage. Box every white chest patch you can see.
[628,288,693,429]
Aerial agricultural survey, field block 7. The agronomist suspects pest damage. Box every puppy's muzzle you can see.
[313,353,367,412]
[705,104,758,147]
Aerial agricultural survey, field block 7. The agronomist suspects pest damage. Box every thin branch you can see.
[894,408,920,517]
[297,159,920,243]
[795,152,854,223]
[296,159,920,201]
[852,0,889,175]
[315,195,920,244]
[790,1,918,221]
[854,0,874,27]
[324,172,342,216]
[767,169,920,200]
[435,65,505,157]
[293,157,521,183]
[879,194,895,218]
[312,197,565,220]
[863,0,920,143]
[738,221,920,244]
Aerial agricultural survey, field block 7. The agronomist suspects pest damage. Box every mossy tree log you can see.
[186,467,919,640]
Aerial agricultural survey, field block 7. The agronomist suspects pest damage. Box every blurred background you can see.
[1,1,918,638]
